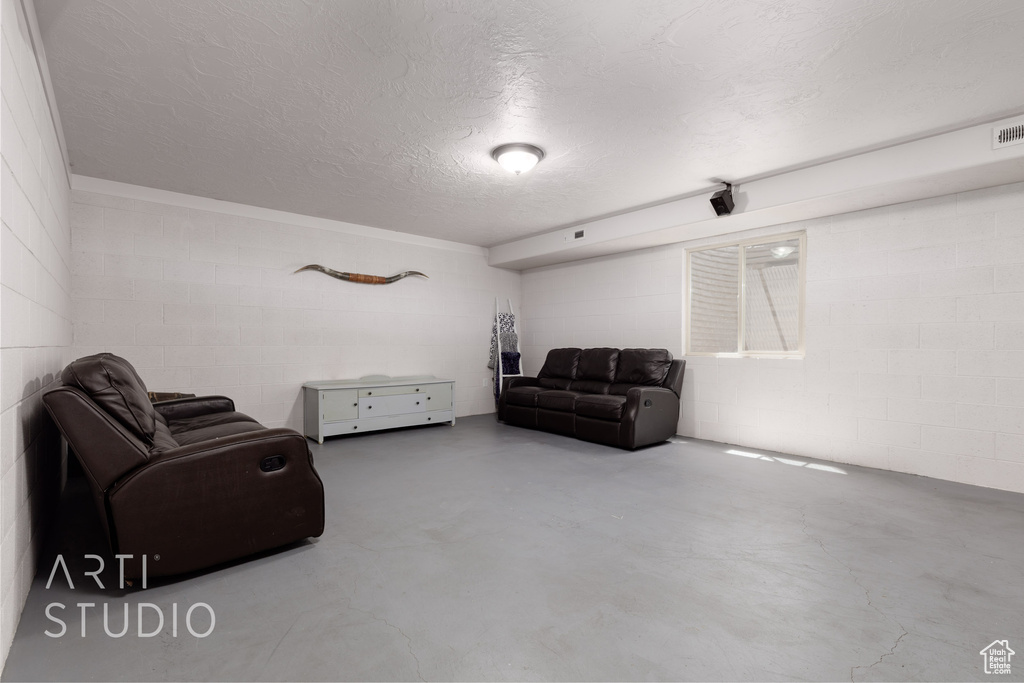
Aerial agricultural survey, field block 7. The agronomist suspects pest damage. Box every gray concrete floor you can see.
[3,415,1023,681]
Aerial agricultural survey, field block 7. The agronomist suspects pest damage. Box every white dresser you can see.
[302,376,455,444]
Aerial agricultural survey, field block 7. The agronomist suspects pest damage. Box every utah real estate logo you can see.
[980,640,1014,675]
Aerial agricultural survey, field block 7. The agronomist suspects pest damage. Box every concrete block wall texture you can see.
[69,185,522,429]
[0,0,73,670]
[519,182,1024,494]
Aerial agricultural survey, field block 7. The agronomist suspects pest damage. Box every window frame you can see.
[685,231,807,359]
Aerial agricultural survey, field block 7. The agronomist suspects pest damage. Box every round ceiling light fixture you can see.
[491,143,545,175]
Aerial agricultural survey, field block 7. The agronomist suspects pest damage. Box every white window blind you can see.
[686,233,805,357]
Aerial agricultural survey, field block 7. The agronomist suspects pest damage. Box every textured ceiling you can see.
[37,0,1024,247]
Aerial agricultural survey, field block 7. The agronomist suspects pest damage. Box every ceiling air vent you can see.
[993,117,1024,149]
[564,228,585,242]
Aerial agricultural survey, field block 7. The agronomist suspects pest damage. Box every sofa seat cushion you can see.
[172,420,267,446]
[168,411,263,447]
[506,386,546,407]
[167,410,260,436]
[568,380,611,394]
[576,394,627,421]
[536,390,584,412]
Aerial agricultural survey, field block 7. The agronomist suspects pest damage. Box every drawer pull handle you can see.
[427,417,431,421]
[416,401,420,405]
[353,425,358,430]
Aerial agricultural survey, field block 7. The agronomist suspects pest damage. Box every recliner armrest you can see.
[153,395,236,421]
[498,376,539,422]
[110,427,325,577]
[502,376,539,392]
[622,386,680,449]
[624,386,678,410]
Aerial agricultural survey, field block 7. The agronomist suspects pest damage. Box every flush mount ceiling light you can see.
[491,143,545,175]
[771,245,796,258]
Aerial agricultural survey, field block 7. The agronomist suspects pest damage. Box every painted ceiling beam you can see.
[488,116,1024,270]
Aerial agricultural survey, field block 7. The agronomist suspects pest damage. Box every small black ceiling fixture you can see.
[710,183,735,216]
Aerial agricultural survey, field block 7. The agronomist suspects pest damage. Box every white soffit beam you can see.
[489,116,1024,270]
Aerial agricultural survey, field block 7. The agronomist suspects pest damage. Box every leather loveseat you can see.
[42,353,325,578]
[498,347,685,450]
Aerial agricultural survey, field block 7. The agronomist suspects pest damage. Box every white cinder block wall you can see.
[520,182,1024,494]
[1,0,73,669]
[69,181,521,428]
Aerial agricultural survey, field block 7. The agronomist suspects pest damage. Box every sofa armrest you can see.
[622,386,680,449]
[153,395,236,421]
[498,376,539,421]
[108,427,325,577]
[502,376,539,392]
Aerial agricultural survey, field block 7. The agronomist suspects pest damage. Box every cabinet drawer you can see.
[358,395,427,416]
[358,396,391,417]
[388,393,428,415]
[358,385,427,398]
[322,389,358,422]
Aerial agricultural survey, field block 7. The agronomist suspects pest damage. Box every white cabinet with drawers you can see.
[302,376,455,443]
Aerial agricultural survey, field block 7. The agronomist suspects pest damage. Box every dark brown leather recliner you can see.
[498,348,685,450]
[42,353,325,578]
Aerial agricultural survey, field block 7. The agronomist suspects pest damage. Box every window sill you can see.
[685,352,805,360]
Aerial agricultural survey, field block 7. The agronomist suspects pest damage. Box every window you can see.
[686,232,805,357]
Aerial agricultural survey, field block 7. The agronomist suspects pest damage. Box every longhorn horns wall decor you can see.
[294,264,428,285]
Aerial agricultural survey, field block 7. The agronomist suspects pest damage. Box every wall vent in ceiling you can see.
[993,117,1024,149]
[564,228,585,242]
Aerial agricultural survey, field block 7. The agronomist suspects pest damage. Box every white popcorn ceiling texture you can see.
[36,0,1024,247]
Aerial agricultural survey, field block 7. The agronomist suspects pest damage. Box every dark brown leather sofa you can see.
[42,353,325,578]
[498,347,685,449]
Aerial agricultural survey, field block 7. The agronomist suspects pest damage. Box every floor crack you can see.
[797,506,909,682]
[381,615,425,682]
[342,595,425,681]
[850,631,908,682]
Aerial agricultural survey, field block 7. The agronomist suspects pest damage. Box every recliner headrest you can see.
[538,348,582,380]
[577,348,619,382]
[615,348,673,386]
[61,353,157,444]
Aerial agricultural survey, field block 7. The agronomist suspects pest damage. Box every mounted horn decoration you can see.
[294,264,428,284]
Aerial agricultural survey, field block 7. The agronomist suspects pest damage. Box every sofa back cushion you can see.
[538,348,581,380]
[566,348,619,394]
[615,348,673,385]
[577,348,619,382]
[61,353,159,445]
